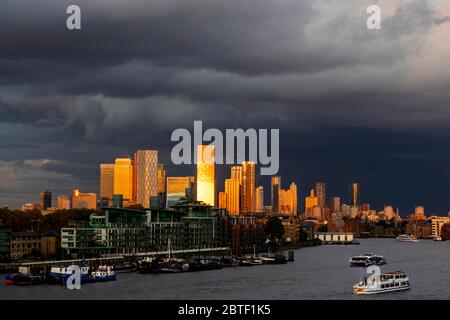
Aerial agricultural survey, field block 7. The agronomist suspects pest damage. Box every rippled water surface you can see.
[1,238,449,300]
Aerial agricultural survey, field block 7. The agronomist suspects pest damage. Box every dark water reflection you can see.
[1,239,449,300]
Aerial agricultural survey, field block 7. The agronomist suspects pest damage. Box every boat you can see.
[239,257,264,266]
[353,271,410,295]
[113,262,137,273]
[159,259,190,273]
[47,265,91,284]
[139,239,189,273]
[239,244,264,266]
[4,267,44,286]
[433,236,444,241]
[137,257,163,274]
[48,265,116,284]
[188,257,222,272]
[349,253,386,267]
[221,256,240,267]
[90,266,117,282]
[260,253,287,265]
[396,234,419,242]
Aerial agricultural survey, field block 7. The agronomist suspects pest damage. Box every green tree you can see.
[265,216,285,242]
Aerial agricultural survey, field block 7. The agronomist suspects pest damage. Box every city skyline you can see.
[5,145,446,218]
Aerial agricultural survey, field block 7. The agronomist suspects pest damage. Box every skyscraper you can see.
[218,192,227,209]
[225,178,240,215]
[331,196,341,214]
[241,161,255,213]
[278,182,297,215]
[57,195,70,210]
[271,176,281,213]
[40,190,52,210]
[196,145,215,206]
[231,166,243,184]
[134,150,158,208]
[157,163,166,194]
[100,163,114,204]
[289,182,298,215]
[305,189,318,217]
[349,182,359,207]
[231,165,242,212]
[314,182,326,209]
[114,158,133,204]
[166,176,195,208]
[255,186,264,213]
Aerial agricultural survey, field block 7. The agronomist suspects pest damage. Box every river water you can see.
[1,238,449,300]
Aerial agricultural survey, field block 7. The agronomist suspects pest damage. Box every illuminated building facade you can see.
[255,186,264,213]
[225,178,240,215]
[114,158,133,205]
[430,216,450,237]
[331,196,341,214]
[157,164,166,194]
[166,176,195,208]
[241,161,255,213]
[414,206,426,220]
[57,195,70,210]
[305,189,318,217]
[100,164,114,204]
[314,182,326,209]
[71,189,97,209]
[271,176,281,213]
[196,145,215,206]
[279,182,297,215]
[134,150,158,208]
[231,166,242,184]
[349,182,359,207]
[218,192,227,209]
[289,182,298,215]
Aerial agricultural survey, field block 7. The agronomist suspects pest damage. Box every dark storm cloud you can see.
[0,0,450,212]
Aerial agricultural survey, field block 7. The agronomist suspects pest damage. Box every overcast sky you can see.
[1,0,450,214]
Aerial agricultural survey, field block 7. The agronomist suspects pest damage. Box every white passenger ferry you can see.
[353,271,410,295]
[396,234,419,242]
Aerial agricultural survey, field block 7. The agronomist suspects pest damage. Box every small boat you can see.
[137,257,164,274]
[240,244,264,266]
[260,253,287,265]
[396,234,419,242]
[349,253,386,267]
[239,257,263,266]
[113,262,137,273]
[221,256,240,267]
[4,267,44,286]
[433,236,443,241]
[188,258,222,272]
[353,271,410,295]
[159,259,189,273]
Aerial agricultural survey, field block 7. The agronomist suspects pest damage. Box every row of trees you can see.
[0,208,95,232]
